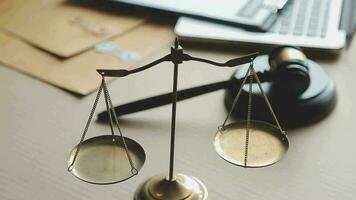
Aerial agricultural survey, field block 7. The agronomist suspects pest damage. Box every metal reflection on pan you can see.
[214,62,289,168]
[67,135,145,184]
[214,120,288,168]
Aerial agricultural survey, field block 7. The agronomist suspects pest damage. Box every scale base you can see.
[134,173,208,200]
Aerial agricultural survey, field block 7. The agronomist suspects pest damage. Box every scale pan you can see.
[214,120,289,168]
[67,135,145,184]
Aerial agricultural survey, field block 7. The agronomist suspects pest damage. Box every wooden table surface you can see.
[1,36,356,200]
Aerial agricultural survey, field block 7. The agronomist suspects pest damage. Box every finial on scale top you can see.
[174,37,180,49]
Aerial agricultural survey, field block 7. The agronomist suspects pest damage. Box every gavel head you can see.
[226,45,336,127]
[268,46,311,96]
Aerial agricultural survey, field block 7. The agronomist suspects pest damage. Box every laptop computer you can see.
[175,0,346,51]
[109,0,289,31]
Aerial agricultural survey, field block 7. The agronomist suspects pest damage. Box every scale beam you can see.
[96,54,172,77]
[185,52,259,67]
[96,46,259,78]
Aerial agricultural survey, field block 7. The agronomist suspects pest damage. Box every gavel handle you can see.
[97,79,235,121]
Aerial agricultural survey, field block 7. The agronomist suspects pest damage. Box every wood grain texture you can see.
[0,38,355,200]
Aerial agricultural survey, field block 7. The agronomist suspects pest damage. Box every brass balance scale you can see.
[67,39,289,200]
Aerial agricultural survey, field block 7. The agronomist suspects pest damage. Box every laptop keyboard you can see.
[270,0,331,38]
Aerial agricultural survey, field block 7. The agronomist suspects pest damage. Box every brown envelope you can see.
[0,22,174,95]
[0,0,145,57]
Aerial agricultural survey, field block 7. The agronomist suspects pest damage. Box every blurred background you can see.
[0,0,356,200]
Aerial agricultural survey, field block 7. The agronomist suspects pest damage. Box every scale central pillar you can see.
[134,39,208,200]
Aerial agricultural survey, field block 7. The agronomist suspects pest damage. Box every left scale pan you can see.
[67,135,146,184]
[67,78,145,185]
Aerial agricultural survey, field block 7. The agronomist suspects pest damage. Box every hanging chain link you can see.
[102,78,116,140]
[220,62,254,130]
[251,66,285,134]
[68,78,138,175]
[68,80,104,171]
[218,61,285,167]
[244,63,254,167]
[102,79,138,175]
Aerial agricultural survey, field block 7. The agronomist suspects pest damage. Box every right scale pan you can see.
[214,120,289,168]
